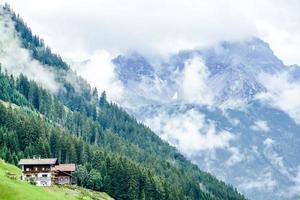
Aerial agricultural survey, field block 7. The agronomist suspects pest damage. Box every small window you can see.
[42,174,47,177]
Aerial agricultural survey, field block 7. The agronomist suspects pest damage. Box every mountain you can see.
[113,37,287,106]
[113,53,155,84]
[0,4,246,200]
[112,38,300,199]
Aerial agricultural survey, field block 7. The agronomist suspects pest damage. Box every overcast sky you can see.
[4,0,300,65]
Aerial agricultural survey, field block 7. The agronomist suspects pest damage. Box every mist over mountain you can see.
[110,38,300,200]
[65,31,300,200]
[112,38,287,106]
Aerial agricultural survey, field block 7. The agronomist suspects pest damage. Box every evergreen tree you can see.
[99,91,107,107]
[73,165,88,187]
[87,169,103,190]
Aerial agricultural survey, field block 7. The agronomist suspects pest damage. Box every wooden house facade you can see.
[18,158,75,186]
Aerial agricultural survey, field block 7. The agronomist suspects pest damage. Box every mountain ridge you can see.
[112,37,290,107]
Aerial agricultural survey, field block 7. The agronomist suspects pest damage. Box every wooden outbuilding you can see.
[51,163,76,184]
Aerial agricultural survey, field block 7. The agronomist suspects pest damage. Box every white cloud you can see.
[231,118,240,126]
[69,50,124,102]
[219,98,248,110]
[179,57,214,105]
[263,138,275,146]
[282,167,300,198]
[257,72,300,124]
[238,170,277,191]
[5,0,300,65]
[4,0,255,59]
[254,0,300,65]
[262,138,300,198]
[225,147,245,167]
[263,138,291,178]
[0,8,60,92]
[251,120,270,132]
[144,108,235,155]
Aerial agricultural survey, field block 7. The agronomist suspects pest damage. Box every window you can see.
[35,167,38,171]
[42,174,48,177]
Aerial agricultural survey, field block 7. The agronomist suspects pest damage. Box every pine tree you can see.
[73,165,89,187]
[99,91,107,107]
[87,169,103,190]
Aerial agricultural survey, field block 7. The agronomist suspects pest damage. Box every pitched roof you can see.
[18,158,58,165]
[51,164,76,172]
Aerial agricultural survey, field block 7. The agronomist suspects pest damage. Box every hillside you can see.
[0,159,112,200]
[0,4,246,200]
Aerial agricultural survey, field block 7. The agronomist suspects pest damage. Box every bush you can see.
[29,177,36,185]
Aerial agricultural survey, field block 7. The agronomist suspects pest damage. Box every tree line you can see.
[0,103,181,199]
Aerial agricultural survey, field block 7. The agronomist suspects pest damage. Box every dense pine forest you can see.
[0,4,246,200]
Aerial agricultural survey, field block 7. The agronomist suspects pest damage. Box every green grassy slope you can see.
[0,159,113,200]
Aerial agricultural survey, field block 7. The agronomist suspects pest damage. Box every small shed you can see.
[51,164,76,184]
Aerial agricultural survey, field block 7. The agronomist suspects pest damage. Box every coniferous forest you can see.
[0,4,246,200]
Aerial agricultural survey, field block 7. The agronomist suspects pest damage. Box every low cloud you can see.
[257,72,300,124]
[263,138,291,178]
[262,137,300,198]
[238,169,277,191]
[69,50,124,102]
[225,147,245,167]
[144,108,235,155]
[178,57,215,105]
[251,120,270,132]
[282,167,300,198]
[0,8,60,92]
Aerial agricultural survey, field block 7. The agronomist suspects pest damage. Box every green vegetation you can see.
[0,159,112,200]
[0,4,246,200]
[0,92,189,200]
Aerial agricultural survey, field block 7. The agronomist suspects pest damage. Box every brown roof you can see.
[18,158,58,165]
[51,164,76,172]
